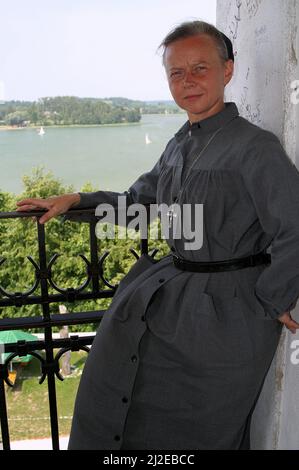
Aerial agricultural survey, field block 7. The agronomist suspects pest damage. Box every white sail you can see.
[145,133,151,144]
[38,126,45,136]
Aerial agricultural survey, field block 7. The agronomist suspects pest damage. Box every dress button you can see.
[122,396,128,403]
[141,315,145,321]
[131,355,138,362]
[159,278,165,283]
[114,435,121,441]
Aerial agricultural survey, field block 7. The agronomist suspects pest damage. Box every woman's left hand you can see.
[278,312,299,334]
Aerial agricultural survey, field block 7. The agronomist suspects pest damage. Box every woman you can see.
[16,21,299,450]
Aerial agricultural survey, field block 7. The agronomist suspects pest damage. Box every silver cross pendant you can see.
[166,204,178,228]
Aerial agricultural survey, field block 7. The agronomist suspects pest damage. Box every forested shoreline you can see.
[0,96,180,128]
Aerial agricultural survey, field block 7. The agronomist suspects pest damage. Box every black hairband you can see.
[219,32,235,62]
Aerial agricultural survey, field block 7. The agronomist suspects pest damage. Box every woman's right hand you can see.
[15,193,81,224]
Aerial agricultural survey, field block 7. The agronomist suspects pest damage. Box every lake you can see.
[0,114,187,196]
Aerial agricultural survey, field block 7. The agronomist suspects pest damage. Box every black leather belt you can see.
[172,251,271,273]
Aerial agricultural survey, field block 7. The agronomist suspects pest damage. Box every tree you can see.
[0,166,169,331]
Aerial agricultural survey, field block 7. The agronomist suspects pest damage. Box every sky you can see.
[0,0,216,102]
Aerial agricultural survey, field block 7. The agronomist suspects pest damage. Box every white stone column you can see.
[217,0,299,450]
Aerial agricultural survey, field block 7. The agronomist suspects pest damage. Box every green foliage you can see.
[0,96,142,127]
[0,96,182,128]
[0,167,170,331]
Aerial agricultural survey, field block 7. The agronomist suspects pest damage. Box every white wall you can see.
[217,0,299,450]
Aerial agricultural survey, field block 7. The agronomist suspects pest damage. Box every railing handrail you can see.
[0,206,153,450]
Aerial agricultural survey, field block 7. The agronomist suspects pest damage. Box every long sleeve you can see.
[241,130,299,320]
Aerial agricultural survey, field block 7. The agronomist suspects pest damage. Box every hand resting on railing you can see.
[15,193,81,224]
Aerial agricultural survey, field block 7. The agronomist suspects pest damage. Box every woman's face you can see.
[164,34,234,123]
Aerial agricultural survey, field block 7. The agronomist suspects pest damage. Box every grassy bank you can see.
[6,350,87,441]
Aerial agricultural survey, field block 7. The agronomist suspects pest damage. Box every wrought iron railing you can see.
[0,206,152,450]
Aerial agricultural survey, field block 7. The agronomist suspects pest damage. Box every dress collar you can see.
[174,102,239,140]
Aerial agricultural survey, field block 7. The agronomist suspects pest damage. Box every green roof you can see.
[0,330,38,364]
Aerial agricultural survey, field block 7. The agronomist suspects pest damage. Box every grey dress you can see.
[67,102,299,450]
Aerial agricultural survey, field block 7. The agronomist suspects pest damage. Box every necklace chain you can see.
[178,125,224,201]
[166,120,232,228]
